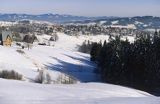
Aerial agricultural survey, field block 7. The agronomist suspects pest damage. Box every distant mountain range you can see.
[0,13,110,23]
[71,16,160,30]
[0,13,160,30]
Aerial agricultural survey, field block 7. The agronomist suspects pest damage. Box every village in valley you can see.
[0,19,156,48]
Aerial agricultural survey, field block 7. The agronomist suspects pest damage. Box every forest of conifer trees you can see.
[85,31,160,94]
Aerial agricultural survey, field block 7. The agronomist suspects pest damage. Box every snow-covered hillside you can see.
[0,45,99,82]
[1,78,159,104]
[37,33,135,51]
[0,21,17,26]
[0,33,160,103]
[0,33,134,83]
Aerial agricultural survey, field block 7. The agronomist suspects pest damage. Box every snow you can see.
[135,21,144,25]
[1,78,159,104]
[0,33,160,103]
[29,20,54,25]
[0,33,135,82]
[24,45,99,82]
[110,24,136,29]
[0,45,98,82]
[143,24,148,27]
[53,33,110,51]
[36,33,135,52]
[0,46,37,80]
[99,21,107,25]
[122,36,135,43]
[0,21,17,26]
[87,22,97,26]
[145,29,160,32]
[36,34,52,44]
[112,20,119,25]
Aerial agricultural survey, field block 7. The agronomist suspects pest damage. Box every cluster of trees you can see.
[79,40,103,54]
[0,70,22,80]
[78,40,93,53]
[90,31,160,92]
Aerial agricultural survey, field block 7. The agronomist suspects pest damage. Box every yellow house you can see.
[0,31,13,46]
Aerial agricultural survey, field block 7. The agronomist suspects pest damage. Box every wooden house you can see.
[0,31,13,46]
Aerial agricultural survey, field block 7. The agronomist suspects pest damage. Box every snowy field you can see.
[0,33,160,103]
[37,33,135,51]
[0,44,99,82]
[1,78,160,104]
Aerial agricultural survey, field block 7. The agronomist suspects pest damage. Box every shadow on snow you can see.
[45,54,100,82]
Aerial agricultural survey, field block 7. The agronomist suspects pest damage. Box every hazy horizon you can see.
[0,0,160,17]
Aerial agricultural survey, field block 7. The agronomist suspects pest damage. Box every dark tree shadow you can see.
[45,54,101,82]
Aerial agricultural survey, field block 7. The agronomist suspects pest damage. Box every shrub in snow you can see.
[23,35,37,44]
[46,73,51,84]
[16,42,22,46]
[38,43,47,46]
[57,73,77,84]
[35,70,77,84]
[35,70,44,83]
[0,70,22,80]
[35,70,51,84]
[49,34,59,42]
[16,49,25,54]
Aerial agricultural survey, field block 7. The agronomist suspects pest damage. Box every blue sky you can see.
[0,0,159,17]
